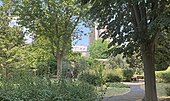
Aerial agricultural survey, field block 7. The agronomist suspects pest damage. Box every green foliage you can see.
[65,51,90,78]
[0,0,25,77]
[80,0,170,100]
[94,61,106,86]
[156,71,165,82]
[88,39,109,59]
[155,32,170,71]
[108,83,130,88]
[123,69,135,82]
[77,70,100,86]
[126,54,143,69]
[135,68,144,75]
[162,73,170,83]
[103,68,123,83]
[0,76,98,101]
[155,67,170,83]
[106,74,122,82]
[165,87,170,96]
[82,0,170,57]
[14,0,89,77]
[107,54,129,69]
[36,62,50,77]
[104,68,123,78]
[78,62,106,86]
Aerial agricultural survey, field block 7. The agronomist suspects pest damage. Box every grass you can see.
[141,83,170,97]
[104,87,130,97]
[157,83,170,97]
[97,83,130,97]
[108,82,130,88]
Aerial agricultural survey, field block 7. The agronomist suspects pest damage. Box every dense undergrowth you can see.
[0,75,98,101]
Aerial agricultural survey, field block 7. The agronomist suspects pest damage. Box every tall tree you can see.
[14,0,87,77]
[88,39,109,59]
[0,0,24,77]
[126,53,143,69]
[15,36,52,69]
[155,32,170,70]
[81,0,170,100]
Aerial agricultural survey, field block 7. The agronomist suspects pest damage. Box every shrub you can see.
[77,71,100,86]
[106,73,122,82]
[165,87,170,96]
[156,71,165,82]
[108,83,130,88]
[156,69,170,83]
[123,68,135,81]
[112,68,124,78]
[162,72,170,83]
[36,62,50,76]
[0,76,98,101]
[135,68,144,75]
[103,68,123,83]
[54,80,98,101]
[103,68,123,78]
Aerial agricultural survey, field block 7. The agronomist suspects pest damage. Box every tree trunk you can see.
[141,43,158,101]
[56,56,63,78]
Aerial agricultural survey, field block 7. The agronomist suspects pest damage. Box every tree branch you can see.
[132,2,141,31]
[139,0,147,31]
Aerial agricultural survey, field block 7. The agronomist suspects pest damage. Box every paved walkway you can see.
[102,82,145,101]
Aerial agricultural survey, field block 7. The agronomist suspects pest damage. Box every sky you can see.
[0,1,90,46]
[74,25,90,46]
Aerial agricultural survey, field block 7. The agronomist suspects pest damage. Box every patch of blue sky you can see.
[0,1,2,5]
[74,28,90,46]
[73,22,90,46]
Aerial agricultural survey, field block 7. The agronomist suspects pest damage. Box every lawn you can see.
[98,83,130,97]
[141,83,170,97]
[104,87,130,97]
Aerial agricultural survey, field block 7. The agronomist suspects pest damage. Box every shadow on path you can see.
[102,82,145,101]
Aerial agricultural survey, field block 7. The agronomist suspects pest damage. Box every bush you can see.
[162,72,170,83]
[54,80,98,101]
[165,87,170,96]
[103,68,123,83]
[156,69,170,83]
[103,68,123,78]
[106,73,122,82]
[0,76,98,101]
[135,68,144,75]
[77,71,100,86]
[123,68,135,82]
[36,62,50,76]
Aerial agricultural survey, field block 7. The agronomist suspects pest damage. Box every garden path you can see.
[102,82,145,101]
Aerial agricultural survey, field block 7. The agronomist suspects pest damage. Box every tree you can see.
[88,39,109,59]
[107,54,129,69]
[16,36,52,70]
[14,0,87,78]
[81,0,170,100]
[126,53,143,69]
[0,0,24,77]
[155,32,170,70]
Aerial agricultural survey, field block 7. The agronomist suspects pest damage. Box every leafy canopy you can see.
[0,0,24,76]
[88,39,109,59]
[82,0,170,56]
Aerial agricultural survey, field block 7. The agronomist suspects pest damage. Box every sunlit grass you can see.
[104,87,130,97]
[97,83,130,97]
[141,83,170,97]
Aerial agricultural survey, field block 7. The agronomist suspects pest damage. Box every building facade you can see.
[89,24,106,45]
[72,45,89,57]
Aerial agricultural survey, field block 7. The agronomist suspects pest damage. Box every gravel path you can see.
[102,82,145,101]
